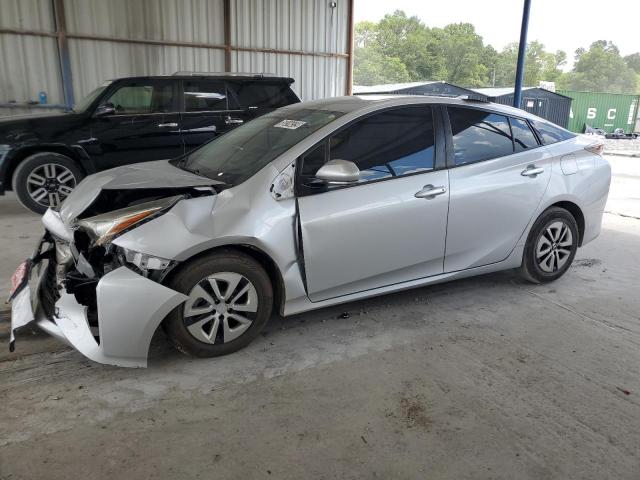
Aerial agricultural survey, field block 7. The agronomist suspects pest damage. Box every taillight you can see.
[584,142,604,156]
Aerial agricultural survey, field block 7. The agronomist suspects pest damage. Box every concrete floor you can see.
[0,155,639,479]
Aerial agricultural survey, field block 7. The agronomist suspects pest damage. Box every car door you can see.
[297,105,449,302]
[443,107,552,272]
[88,80,183,169]
[180,79,234,154]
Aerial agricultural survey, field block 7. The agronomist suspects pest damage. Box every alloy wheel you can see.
[535,220,574,273]
[183,272,259,344]
[26,163,77,209]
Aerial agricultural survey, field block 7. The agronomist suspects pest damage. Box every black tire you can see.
[12,152,84,214]
[163,250,274,357]
[520,207,579,284]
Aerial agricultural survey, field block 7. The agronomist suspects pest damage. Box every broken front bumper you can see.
[10,231,187,368]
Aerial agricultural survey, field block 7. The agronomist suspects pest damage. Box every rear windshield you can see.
[176,108,343,187]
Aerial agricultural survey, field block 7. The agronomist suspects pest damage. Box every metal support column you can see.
[53,0,74,109]
[223,0,232,72]
[513,0,531,109]
[346,0,355,95]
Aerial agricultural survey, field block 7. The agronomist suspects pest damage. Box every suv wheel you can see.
[164,250,274,357]
[520,207,579,284]
[13,152,84,214]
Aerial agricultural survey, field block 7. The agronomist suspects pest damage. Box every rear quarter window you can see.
[529,119,575,145]
[228,81,298,109]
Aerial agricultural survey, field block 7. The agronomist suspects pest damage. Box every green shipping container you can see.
[557,90,639,134]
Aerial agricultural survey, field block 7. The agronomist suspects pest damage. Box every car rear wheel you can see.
[13,152,84,214]
[520,207,579,284]
[163,250,273,357]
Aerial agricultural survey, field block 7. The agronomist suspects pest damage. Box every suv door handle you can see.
[225,118,244,125]
[415,185,447,199]
[521,165,544,177]
[157,122,178,128]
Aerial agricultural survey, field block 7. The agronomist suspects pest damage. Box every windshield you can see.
[74,82,111,112]
[177,108,343,186]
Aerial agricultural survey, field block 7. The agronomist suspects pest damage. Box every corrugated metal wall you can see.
[0,0,351,116]
[487,88,572,128]
[0,0,64,115]
[558,90,640,134]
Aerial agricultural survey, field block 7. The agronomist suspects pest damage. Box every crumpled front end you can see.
[11,208,188,368]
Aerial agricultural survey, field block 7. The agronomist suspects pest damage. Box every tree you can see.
[624,53,640,73]
[493,41,566,87]
[437,23,493,87]
[354,46,411,85]
[563,41,636,93]
[353,17,412,85]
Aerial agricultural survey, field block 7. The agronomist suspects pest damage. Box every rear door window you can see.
[447,107,514,165]
[529,119,575,145]
[510,117,539,152]
[183,80,228,111]
[228,81,297,109]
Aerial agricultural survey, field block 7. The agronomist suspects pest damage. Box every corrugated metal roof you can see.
[353,81,442,93]
[471,87,535,97]
[471,86,572,99]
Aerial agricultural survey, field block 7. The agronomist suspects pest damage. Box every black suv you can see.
[0,73,300,213]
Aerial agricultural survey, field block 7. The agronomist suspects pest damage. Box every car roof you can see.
[110,74,294,83]
[276,94,543,120]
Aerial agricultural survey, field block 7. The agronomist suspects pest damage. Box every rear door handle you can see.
[225,118,244,125]
[415,185,447,199]
[157,122,178,128]
[521,166,544,177]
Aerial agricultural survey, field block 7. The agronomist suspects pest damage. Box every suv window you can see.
[529,119,575,145]
[105,83,174,114]
[510,117,539,152]
[322,106,436,185]
[228,81,297,109]
[448,107,513,166]
[183,80,228,111]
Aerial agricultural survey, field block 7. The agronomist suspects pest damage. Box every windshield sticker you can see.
[273,119,307,130]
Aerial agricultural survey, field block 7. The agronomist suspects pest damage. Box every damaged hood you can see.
[59,160,221,224]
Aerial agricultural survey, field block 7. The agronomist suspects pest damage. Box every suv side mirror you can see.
[95,103,116,117]
[315,159,360,184]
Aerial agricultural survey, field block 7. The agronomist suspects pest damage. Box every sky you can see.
[354,0,639,69]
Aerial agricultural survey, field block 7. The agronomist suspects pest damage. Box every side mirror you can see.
[95,103,116,117]
[315,159,360,184]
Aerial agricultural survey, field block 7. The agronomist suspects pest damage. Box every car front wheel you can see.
[520,206,579,284]
[13,152,84,214]
[163,250,274,357]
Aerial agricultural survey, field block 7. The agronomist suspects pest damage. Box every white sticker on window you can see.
[273,119,306,129]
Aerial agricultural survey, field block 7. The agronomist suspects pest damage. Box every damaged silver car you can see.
[8,95,611,367]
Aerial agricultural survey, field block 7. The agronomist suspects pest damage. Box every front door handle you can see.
[157,122,178,128]
[225,117,244,125]
[521,165,544,177]
[415,185,447,199]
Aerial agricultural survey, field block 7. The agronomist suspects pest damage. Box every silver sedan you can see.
[9,95,611,367]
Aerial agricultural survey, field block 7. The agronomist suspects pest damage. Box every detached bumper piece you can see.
[12,246,186,368]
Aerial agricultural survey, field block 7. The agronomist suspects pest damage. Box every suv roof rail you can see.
[172,71,274,78]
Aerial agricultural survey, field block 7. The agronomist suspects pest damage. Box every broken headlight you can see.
[76,195,182,246]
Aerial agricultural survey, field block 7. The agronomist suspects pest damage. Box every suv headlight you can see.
[76,195,182,246]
